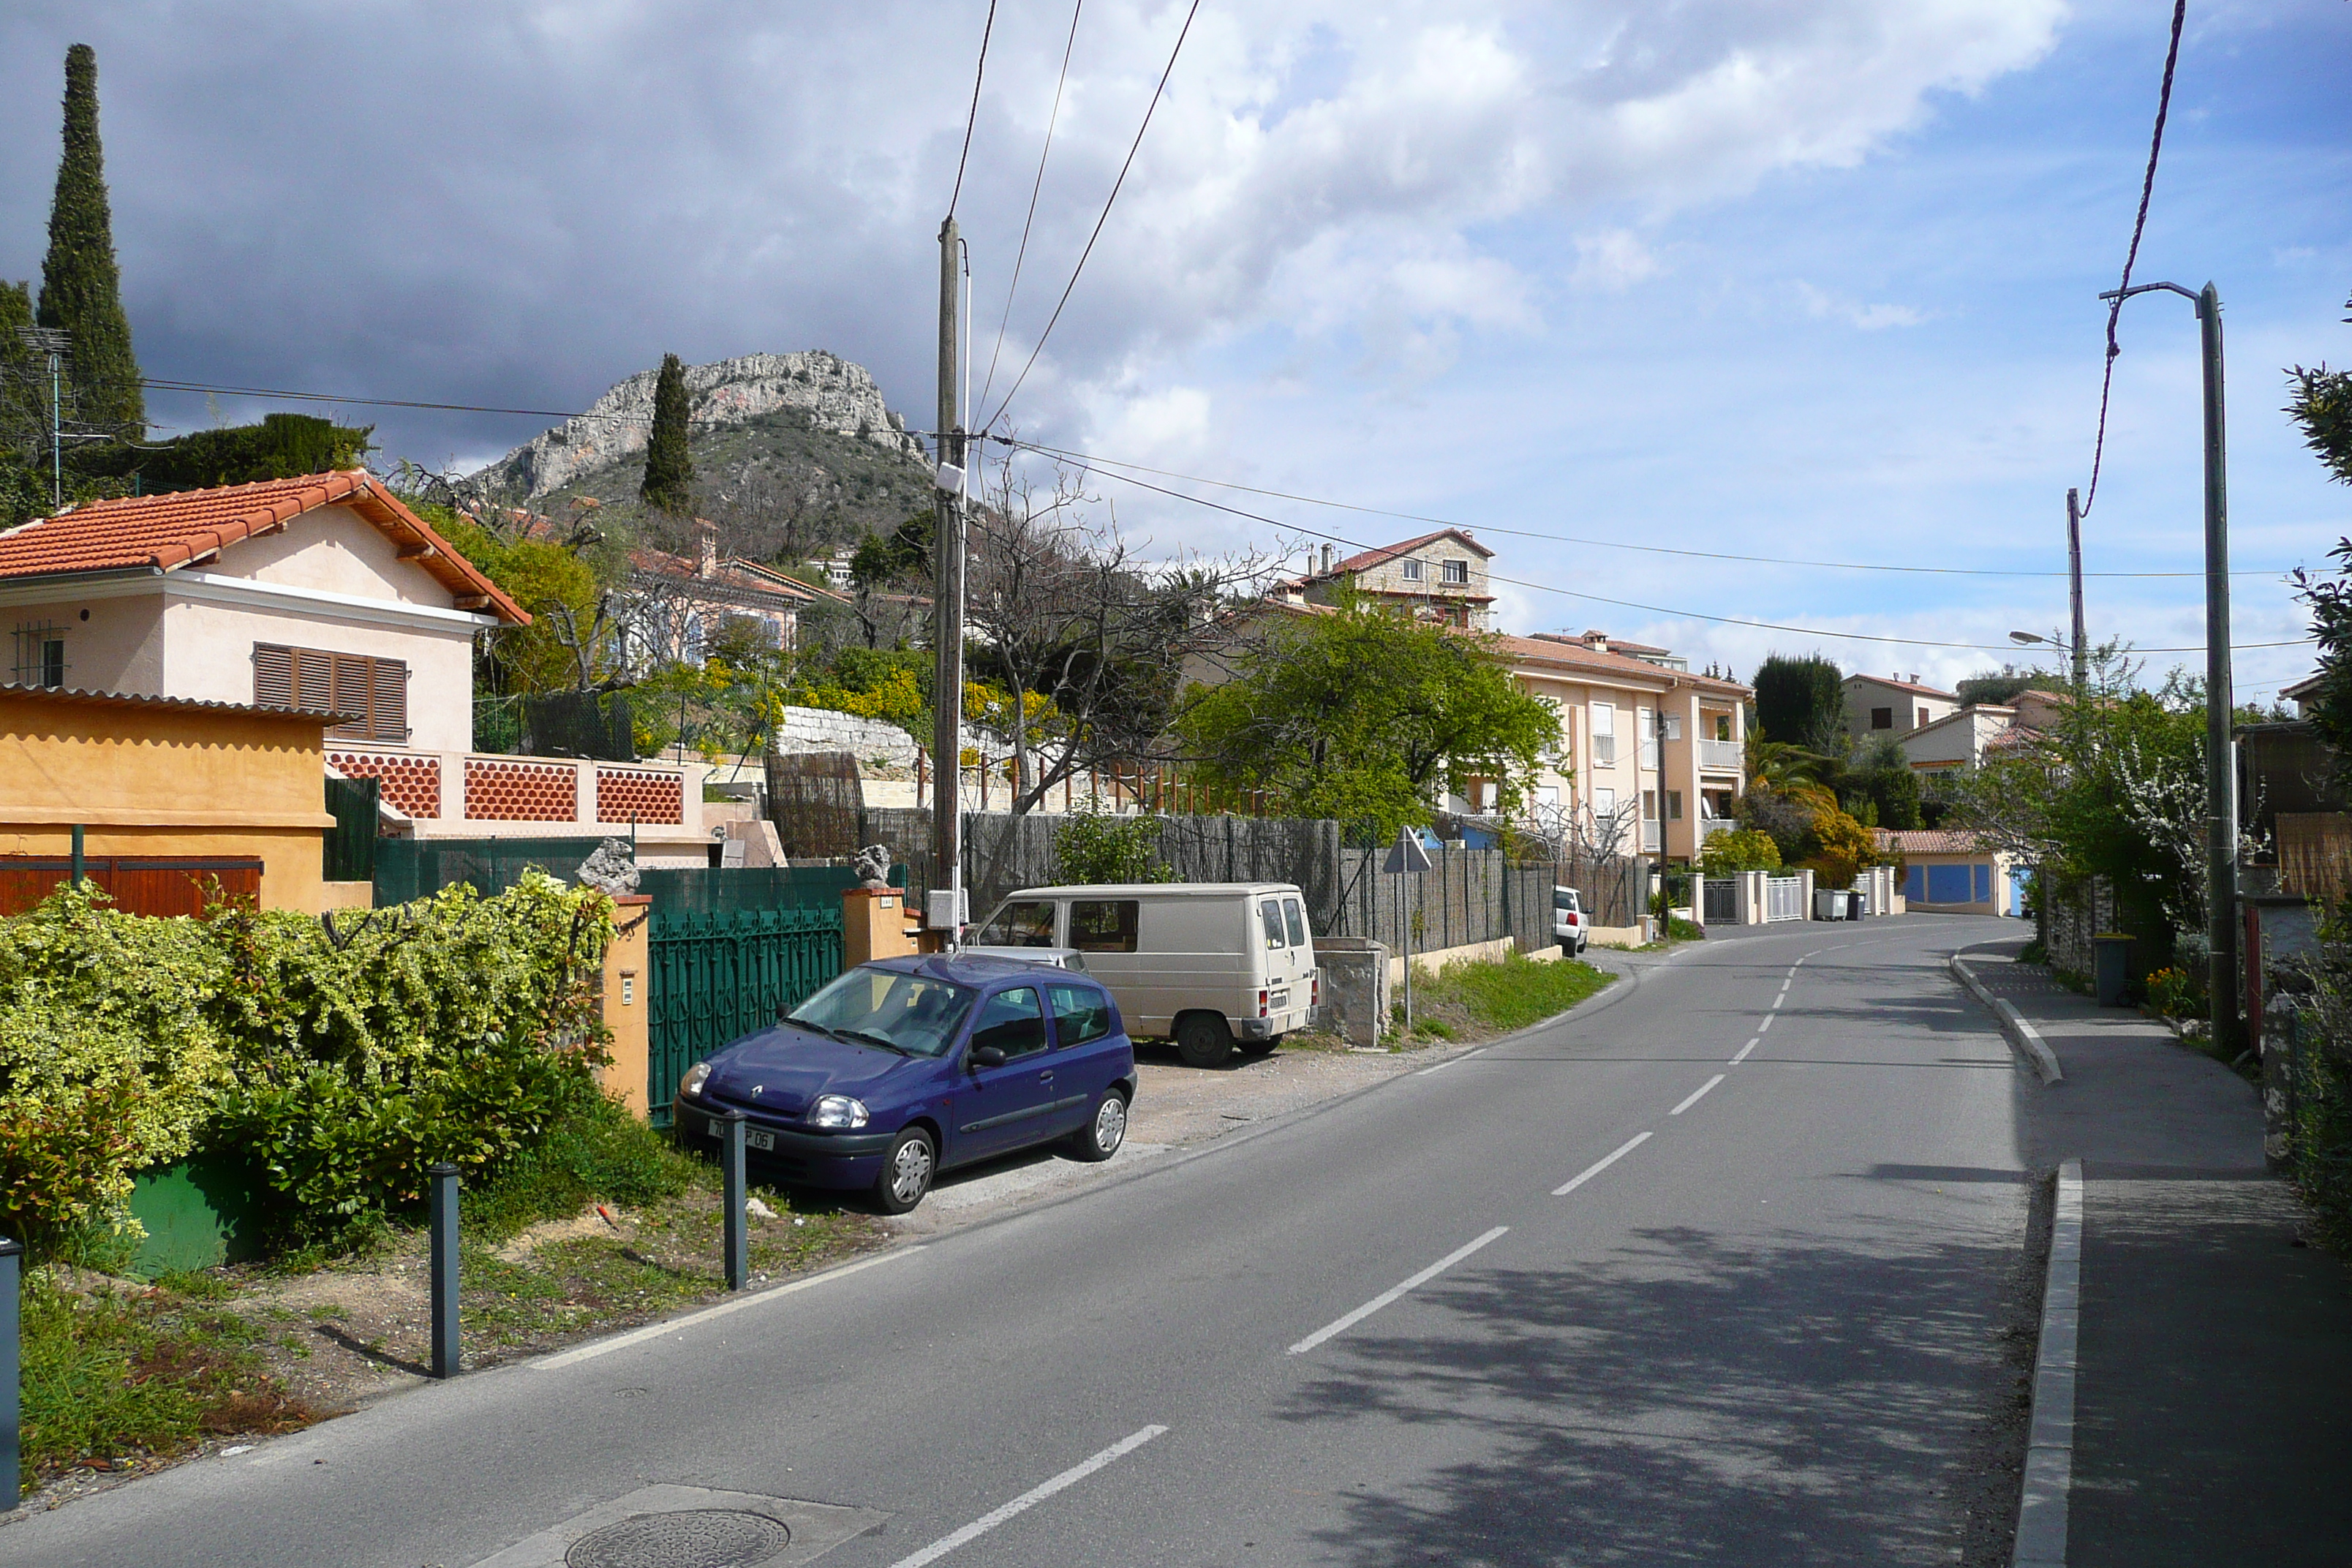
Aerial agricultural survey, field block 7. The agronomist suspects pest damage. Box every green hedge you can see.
[0,874,614,1255]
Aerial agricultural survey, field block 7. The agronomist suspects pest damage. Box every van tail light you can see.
[1257,989,1270,1017]
[1311,974,1320,1007]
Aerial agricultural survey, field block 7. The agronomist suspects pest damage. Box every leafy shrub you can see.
[1699,829,1782,876]
[460,1093,702,1243]
[0,874,614,1254]
[1054,802,1175,885]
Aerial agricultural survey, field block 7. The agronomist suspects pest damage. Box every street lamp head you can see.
[2009,631,2048,646]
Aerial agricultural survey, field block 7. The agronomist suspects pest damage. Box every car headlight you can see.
[679,1061,713,1098]
[808,1094,869,1129]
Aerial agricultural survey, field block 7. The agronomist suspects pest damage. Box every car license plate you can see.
[1269,988,1289,1010]
[712,1120,777,1152]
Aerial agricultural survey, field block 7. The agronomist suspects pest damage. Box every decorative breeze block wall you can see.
[329,750,442,819]
[596,766,684,825]
[465,757,578,821]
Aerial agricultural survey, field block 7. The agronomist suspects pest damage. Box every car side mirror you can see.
[970,1044,1006,1068]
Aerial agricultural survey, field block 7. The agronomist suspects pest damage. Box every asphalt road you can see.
[4,915,2039,1567]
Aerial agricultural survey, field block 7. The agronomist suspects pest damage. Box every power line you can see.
[137,376,621,422]
[2081,0,2188,523]
[977,0,1085,421]
[946,0,1000,220]
[995,434,2299,582]
[1002,437,2314,657]
[980,0,1200,434]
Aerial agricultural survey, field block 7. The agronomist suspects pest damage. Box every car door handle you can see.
[1039,1070,1054,1082]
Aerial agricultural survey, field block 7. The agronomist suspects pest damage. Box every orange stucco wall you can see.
[0,690,336,913]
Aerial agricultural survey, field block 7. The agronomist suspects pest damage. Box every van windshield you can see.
[972,900,1057,947]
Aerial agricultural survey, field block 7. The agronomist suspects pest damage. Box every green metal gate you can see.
[647,905,843,1123]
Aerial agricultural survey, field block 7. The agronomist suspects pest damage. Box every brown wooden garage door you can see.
[0,857,264,917]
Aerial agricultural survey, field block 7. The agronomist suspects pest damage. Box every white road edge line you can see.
[1552,1131,1652,1197]
[1288,1226,1510,1355]
[2013,1161,2083,1568]
[1729,1039,1760,1065]
[888,1425,1168,1568]
[1669,1074,1726,1116]
[1418,1046,1488,1077]
[534,1246,924,1369]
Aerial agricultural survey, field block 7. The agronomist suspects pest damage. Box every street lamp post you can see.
[2102,279,2236,1052]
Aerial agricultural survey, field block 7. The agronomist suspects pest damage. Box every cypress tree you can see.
[37,45,143,436]
[640,353,695,513]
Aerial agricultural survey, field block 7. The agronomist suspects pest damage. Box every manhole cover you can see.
[565,1509,790,1568]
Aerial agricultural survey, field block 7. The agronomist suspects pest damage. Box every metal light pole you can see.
[2103,279,2235,1051]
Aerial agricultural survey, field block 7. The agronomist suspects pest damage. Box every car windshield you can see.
[785,968,975,1059]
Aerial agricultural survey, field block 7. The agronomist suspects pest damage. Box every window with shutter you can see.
[253,643,409,742]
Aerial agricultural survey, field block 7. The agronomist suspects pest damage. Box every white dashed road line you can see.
[1288,1227,1511,1355]
[1757,1013,1775,1033]
[887,1425,1168,1568]
[1669,1074,1726,1116]
[1729,1039,1760,1065]
[1552,1132,1652,1197]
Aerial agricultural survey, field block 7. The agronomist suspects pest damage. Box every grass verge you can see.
[1395,949,1616,1043]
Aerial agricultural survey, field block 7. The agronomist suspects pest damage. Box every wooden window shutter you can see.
[372,655,407,742]
[254,644,295,708]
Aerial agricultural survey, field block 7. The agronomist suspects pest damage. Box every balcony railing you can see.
[1697,738,1744,772]
[1700,818,1733,839]
[324,747,709,845]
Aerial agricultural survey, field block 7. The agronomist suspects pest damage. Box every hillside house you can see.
[1283,528,1494,629]
[1843,672,1959,744]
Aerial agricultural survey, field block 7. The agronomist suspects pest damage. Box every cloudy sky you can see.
[2,0,2346,698]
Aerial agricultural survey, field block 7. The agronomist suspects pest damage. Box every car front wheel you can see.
[873,1128,936,1213]
[1068,1090,1129,1162]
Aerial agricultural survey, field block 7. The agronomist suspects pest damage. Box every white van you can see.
[964,883,1319,1067]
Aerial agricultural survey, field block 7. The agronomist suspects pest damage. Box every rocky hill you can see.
[470,351,935,556]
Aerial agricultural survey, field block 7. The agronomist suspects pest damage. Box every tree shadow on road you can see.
[1277,1207,2041,1567]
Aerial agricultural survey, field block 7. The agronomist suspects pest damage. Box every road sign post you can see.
[1384,827,1433,1039]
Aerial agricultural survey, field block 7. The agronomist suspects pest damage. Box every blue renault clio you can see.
[671,954,1139,1213]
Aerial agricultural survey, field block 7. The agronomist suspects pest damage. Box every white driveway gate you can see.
[1764,875,1806,923]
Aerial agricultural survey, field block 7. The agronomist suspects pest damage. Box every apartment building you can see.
[1492,630,1751,863]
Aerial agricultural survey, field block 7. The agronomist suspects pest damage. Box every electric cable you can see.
[2081,0,2188,522]
[1001,436,2315,658]
[980,0,1200,434]
[992,433,2299,582]
[947,0,1000,220]
[977,0,1085,421]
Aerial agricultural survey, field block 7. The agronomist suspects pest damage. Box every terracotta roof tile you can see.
[1307,527,1493,578]
[1491,631,1751,695]
[1872,827,1985,856]
[0,471,527,625]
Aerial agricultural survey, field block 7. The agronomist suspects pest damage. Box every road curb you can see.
[2013,1159,2084,1568]
[1951,954,2064,1085]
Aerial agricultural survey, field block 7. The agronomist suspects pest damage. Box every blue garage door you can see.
[1926,864,1973,904]
[1904,864,1926,902]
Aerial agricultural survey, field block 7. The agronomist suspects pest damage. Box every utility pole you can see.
[2195,282,2237,1056]
[2065,486,2087,691]
[931,216,967,933]
[2101,278,2237,1054]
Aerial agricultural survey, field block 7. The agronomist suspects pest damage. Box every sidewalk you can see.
[1961,938,2352,1567]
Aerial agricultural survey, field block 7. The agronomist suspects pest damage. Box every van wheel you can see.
[1240,1035,1278,1058]
[1175,1014,1234,1068]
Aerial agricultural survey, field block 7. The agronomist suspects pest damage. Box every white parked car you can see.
[965,882,1319,1067]
[1553,886,1589,954]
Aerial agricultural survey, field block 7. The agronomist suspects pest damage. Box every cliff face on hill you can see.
[475,350,927,499]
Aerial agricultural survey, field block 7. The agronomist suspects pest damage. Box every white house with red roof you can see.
[0,472,714,858]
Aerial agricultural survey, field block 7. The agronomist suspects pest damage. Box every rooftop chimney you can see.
[1320,543,1335,574]
[696,520,718,580]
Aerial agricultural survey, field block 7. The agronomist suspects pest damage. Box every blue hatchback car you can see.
[672,954,1139,1213]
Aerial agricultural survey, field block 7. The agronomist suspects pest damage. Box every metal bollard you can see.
[2,1236,20,1512]
[429,1163,460,1379]
[719,1111,748,1292]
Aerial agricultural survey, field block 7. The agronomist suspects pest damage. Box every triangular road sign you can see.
[1383,825,1434,875]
